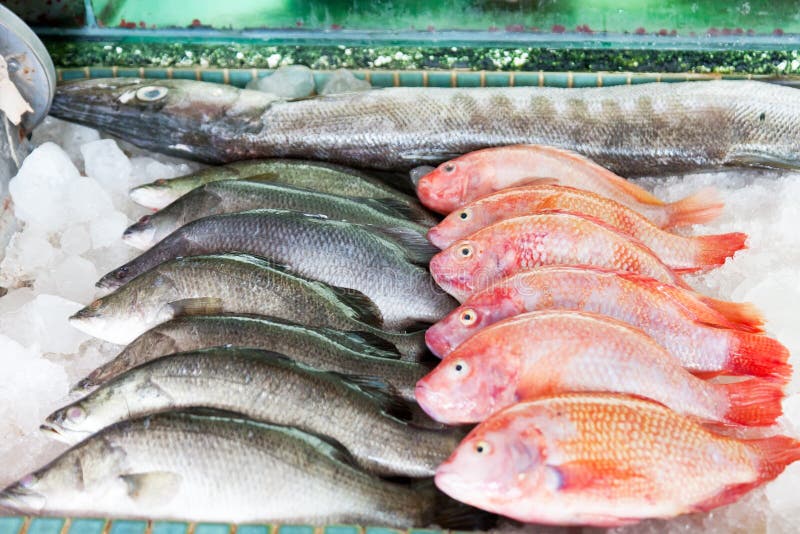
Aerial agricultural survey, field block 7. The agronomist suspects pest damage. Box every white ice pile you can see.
[0,117,199,489]
[0,119,799,533]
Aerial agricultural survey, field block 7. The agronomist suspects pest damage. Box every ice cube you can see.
[65,177,114,223]
[0,229,57,286]
[90,211,129,249]
[59,224,91,256]
[81,139,133,196]
[30,117,101,166]
[8,142,79,231]
[33,256,98,304]
[249,65,315,99]
[319,69,372,95]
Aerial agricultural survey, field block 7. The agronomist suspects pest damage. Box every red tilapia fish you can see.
[429,211,689,302]
[425,266,790,383]
[416,310,783,426]
[427,185,747,273]
[435,393,800,526]
[416,144,723,221]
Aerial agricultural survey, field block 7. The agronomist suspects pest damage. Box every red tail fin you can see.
[719,379,785,427]
[697,296,765,333]
[749,435,800,482]
[681,232,747,272]
[729,332,792,383]
[664,187,725,229]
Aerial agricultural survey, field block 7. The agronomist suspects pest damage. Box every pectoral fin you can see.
[120,471,182,506]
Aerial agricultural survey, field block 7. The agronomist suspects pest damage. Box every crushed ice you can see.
[0,118,798,533]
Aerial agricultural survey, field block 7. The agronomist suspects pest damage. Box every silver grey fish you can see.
[123,180,428,250]
[1,413,488,526]
[98,210,452,330]
[77,315,427,401]
[70,253,426,360]
[128,158,436,226]
[45,348,457,477]
[51,78,800,174]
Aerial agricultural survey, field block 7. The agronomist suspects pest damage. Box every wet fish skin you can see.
[416,310,783,426]
[100,209,452,330]
[428,185,746,273]
[416,145,725,219]
[435,393,800,526]
[46,348,458,478]
[51,78,800,173]
[430,211,688,302]
[124,180,428,250]
[128,158,436,225]
[78,315,427,402]
[424,266,791,383]
[0,413,438,525]
[71,253,426,360]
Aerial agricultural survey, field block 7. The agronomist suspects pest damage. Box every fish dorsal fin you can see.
[331,372,411,420]
[360,197,418,220]
[399,150,463,162]
[513,177,563,188]
[119,471,182,506]
[335,330,403,359]
[286,427,362,469]
[332,287,385,328]
[728,150,800,171]
[168,297,224,316]
[363,224,438,264]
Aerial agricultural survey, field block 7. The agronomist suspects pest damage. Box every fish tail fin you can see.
[750,435,800,483]
[729,332,792,383]
[697,296,765,333]
[664,187,725,228]
[691,232,748,270]
[719,379,784,427]
[368,328,428,362]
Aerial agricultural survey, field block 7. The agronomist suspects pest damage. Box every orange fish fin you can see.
[697,296,764,333]
[548,460,643,493]
[719,379,784,427]
[691,482,763,513]
[663,187,725,229]
[728,332,792,384]
[691,232,748,270]
[750,435,800,482]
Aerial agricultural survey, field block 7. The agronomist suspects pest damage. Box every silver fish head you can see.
[122,213,158,250]
[0,475,47,514]
[51,78,278,163]
[43,384,139,445]
[129,179,181,210]
[70,273,177,345]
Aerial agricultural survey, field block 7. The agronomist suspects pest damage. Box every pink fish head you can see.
[416,155,495,214]
[430,237,513,302]
[415,348,519,424]
[435,417,547,509]
[428,203,497,250]
[425,286,523,357]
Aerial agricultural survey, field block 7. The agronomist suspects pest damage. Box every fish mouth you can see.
[0,483,45,513]
[424,326,453,358]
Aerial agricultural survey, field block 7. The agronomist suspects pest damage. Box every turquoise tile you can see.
[235,526,268,534]
[542,72,568,87]
[398,72,423,87]
[484,72,510,86]
[598,73,629,86]
[0,518,24,534]
[61,69,88,81]
[364,528,401,534]
[29,519,64,534]
[324,527,358,534]
[116,68,141,78]
[368,72,395,87]
[275,527,312,534]
[68,519,106,534]
[143,69,168,79]
[571,72,599,87]
[151,522,186,534]
[513,72,538,86]
[201,71,225,84]
[172,69,199,80]
[229,70,252,87]
[631,74,656,84]
[427,72,453,87]
[108,520,147,534]
[455,72,481,87]
[90,67,114,78]
[194,524,228,534]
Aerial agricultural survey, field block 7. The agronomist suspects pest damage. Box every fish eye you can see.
[136,86,169,102]
[457,243,473,258]
[88,299,103,309]
[67,406,86,423]
[458,209,471,221]
[453,359,469,374]
[475,440,491,455]
[443,163,456,173]
[154,179,168,186]
[114,266,130,280]
[20,474,37,488]
[459,308,478,326]
[138,215,151,224]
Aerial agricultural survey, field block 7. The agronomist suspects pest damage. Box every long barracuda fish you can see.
[51,78,800,173]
